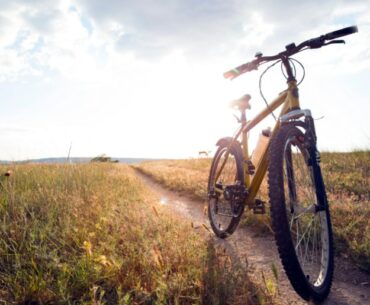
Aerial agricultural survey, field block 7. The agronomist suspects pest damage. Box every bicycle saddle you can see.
[230,94,251,111]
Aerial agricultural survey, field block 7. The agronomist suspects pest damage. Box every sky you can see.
[0,0,369,160]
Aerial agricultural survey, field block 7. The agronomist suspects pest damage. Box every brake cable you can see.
[259,57,306,121]
[280,58,306,86]
[258,60,281,121]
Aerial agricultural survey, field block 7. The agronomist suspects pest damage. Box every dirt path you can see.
[135,170,370,305]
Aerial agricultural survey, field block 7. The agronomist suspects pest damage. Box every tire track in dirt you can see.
[135,170,370,305]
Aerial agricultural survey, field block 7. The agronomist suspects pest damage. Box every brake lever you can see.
[324,39,345,46]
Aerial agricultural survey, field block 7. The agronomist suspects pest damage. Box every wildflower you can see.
[95,255,111,267]
[83,241,92,256]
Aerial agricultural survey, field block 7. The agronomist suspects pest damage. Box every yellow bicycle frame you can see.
[215,80,300,208]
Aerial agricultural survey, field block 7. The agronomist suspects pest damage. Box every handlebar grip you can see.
[324,25,358,40]
[223,62,257,79]
[223,68,242,80]
[223,64,247,79]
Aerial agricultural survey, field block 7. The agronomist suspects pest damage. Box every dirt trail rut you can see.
[135,170,370,305]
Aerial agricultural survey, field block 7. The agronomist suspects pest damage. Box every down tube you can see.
[244,92,289,206]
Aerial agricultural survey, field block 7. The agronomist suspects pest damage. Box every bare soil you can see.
[135,170,370,305]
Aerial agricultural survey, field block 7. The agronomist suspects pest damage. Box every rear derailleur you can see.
[209,182,248,217]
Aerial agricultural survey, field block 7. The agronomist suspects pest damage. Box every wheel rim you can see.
[283,136,330,287]
[209,147,239,232]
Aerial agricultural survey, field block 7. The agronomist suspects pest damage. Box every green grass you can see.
[134,151,370,272]
[0,163,274,304]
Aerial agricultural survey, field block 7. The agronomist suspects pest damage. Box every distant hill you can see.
[0,157,161,164]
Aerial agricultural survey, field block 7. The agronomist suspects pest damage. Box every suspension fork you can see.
[305,116,328,210]
[285,146,297,211]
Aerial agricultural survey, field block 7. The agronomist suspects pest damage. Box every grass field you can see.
[134,151,370,272]
[0,163,278,305]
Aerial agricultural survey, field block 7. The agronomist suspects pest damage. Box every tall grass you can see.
[0,164,270,304]
[135,151,370,272]
[133,159,210,201]
[321,151,370,271]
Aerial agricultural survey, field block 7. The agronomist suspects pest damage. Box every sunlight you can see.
[0,0,368,161]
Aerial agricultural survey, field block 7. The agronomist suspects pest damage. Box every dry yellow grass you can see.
[135,151,370,272]
[133,159,211,201]
[0,163,276,304]
[321,151,370,271]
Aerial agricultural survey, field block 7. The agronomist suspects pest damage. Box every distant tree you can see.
[198,150,211,158]
[90,154,119,163]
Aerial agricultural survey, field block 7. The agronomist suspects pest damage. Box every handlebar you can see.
[323,25,358,40]
[224,25,358,80]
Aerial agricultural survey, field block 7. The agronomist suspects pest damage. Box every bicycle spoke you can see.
[281,137,331,288]
[295,216,315,251]
[208,145,243,235]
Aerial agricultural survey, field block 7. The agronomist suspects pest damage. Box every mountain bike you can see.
[207,26,358,301]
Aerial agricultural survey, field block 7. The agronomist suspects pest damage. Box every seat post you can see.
[240,109,247,124]
[240,108,250,187]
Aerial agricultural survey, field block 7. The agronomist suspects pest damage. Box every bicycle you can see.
[207,26,358,301]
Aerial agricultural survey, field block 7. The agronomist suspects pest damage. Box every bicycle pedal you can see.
[252,199,266,214]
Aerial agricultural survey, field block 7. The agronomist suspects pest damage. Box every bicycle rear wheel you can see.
[268,124,334,301]
[208,141,245,238]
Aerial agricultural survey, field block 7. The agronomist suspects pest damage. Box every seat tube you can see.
[241,112,250,187]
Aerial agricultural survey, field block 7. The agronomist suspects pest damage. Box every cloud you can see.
[1,0,368,82]
[0,0,369,159]
[0,1,98,81]
[0,125,31,134]
[76,0,365,57]
[76,0,251,58]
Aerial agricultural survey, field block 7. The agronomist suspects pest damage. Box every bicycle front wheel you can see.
[268,124,334,301]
